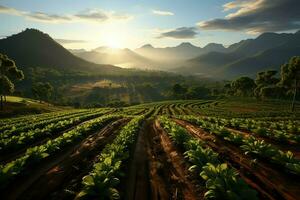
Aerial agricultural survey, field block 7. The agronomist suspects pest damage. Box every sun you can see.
[103,32,123,49]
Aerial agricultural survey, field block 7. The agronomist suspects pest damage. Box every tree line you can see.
[226,56,299,111]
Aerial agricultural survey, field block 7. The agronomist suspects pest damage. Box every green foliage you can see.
[200,163,257,200]
[178,115,300,176]
[0,109,110,153]
[241,138,277,158]
[0,54,24,109]
[159,116,257,200]
[0,114,120,188]
[32,82,54,102]
[231,76,255,97]
[77,115,144,200]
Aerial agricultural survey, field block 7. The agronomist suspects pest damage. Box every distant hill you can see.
[72,42,226,71]
[135,42,226,63]
[71,46,159,69]
[0,29,122,73]
[177,30,300,78]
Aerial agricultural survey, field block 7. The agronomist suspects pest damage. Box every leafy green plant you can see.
[76,115,144,200]
[0,115,120,188]
[285,163,300,175]
[200,163,257,200]
[159,116,258,200]
[241,138,277,158]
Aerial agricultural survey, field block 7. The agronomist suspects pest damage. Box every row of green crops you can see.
[76,115,145,200]
[0,114,122,188]
[0,109,112,154]
[178,116,300,176]
[0,108,112,139]
[0,109,90,133]
[158,116,258,200]
[205,117,300,142]
[205,116,299,133]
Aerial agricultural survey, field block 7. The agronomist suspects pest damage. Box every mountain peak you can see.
[141,44,154,48]
[0,28,121,72]
[203,43,225,52]
[177,42,196,48]
[18,28,50,38]
[256,32,278,40]
[204,43,224,48]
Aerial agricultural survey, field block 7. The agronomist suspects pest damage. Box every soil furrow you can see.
[174,119,300,200]
[3,118,127,200]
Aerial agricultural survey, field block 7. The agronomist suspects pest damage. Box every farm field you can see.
[0,96,71,118]
[0,99,299,200]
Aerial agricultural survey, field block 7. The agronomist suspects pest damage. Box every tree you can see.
[0,54,24,110]
[254,70,280,99]
[186,86,210,99]
[259,86,285,99]
[280,56,300,111]
[231,77,255,97]
[32,82,54,103]
[172,83,187,99]
[223,82,234,96]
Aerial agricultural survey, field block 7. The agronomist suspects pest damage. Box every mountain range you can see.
[71,30,300,78]
[69,46,157,69]
[71,42,227,70]
[0,29,122,74]
[0,28,299,79]
[178,31,300,78]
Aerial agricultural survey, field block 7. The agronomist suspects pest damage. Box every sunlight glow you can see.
[102,32,124,49]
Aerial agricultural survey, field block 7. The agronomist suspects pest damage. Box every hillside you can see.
[0,96,70,118]
[0,29,122,73]
[178,30,300,78]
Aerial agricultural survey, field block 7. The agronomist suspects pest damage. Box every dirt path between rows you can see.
[123,122,150,200]
[3,118,127,200]
[154,120,203,200]
[142,119,202,200]
[174,119,300,200]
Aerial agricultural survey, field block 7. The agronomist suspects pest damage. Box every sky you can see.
[0,0,299,50]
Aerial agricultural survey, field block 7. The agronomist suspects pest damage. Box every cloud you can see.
[223,0,253,11]
[26,12,72,23]
[55,38,88,44]
[0,5,132,24]
[152,9,174,16]
[198,0,300,33]
[157,27,198,39]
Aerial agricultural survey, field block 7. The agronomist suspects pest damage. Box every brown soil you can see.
[154,120,204,200]
[174,119,300,200]
[144,119,202,200]
[123,122,150,200]
[3,119,128,200]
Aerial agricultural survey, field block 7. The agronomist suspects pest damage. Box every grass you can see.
[0,96,70,118]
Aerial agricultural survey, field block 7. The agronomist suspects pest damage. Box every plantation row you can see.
[177,115,300,176]
[0,99,299,200]
[0,114,121,188]
[0,109,114,154]
[159,116,258,199]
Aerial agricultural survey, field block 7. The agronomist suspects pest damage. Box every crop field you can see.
[0,99,299,200]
